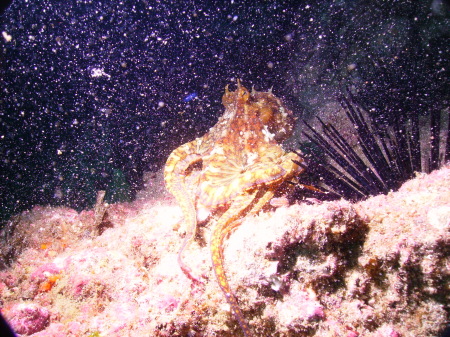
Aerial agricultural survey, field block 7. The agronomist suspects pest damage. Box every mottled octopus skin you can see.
[164,81,302,337]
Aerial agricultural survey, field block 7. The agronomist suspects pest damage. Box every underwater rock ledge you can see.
[0,165,449,336]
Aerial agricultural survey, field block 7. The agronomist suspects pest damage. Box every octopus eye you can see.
[241,88,250,101]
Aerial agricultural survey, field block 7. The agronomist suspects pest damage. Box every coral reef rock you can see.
[1,165,449,336]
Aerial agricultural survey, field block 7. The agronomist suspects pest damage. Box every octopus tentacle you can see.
[164,141,204,283]
[210,191,258,337]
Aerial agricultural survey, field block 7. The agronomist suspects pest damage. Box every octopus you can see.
[164,80,303,336]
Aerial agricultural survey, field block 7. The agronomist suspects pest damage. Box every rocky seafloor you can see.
[0,166,449,336]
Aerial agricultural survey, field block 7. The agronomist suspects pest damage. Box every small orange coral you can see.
[39,274,62,292]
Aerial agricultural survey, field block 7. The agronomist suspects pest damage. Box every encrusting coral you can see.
[0,165,449,336]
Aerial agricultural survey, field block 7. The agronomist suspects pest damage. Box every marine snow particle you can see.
[2,31,12,42]
[347,63,357,71]
[284,33,292,42]
[90,67,111,78]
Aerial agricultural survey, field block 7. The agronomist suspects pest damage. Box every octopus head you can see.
[252,91,295,143]
[221,80,296,143]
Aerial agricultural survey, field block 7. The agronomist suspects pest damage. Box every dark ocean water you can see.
[0,0,448,222]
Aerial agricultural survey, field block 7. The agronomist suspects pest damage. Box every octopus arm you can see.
[164,141,204,283]
[211,191,258,337]
[239,151,302,191]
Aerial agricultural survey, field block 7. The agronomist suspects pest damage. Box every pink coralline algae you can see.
[0,165,449,336]
[30,263,61,282]
[273,286,325,333]
[7,303,50,335]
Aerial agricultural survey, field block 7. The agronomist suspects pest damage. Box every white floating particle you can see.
[90,68,111,78]
[347,63,357,71]
[2,31,12,42]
